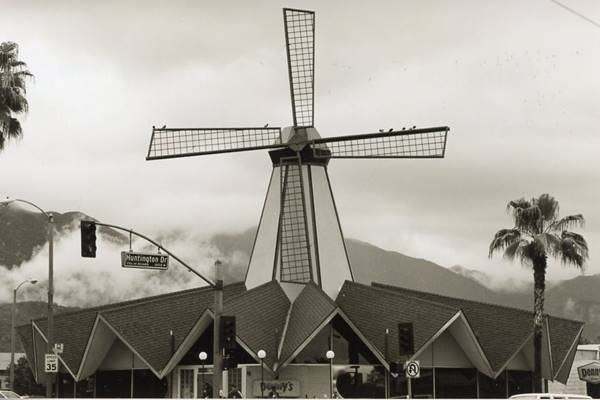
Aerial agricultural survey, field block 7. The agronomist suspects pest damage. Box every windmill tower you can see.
[146,8,449,301]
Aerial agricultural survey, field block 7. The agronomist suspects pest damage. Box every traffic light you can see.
[223,352,238,370]
[398,322,414,356]
[220,316,236,351]
[80,220,97,258]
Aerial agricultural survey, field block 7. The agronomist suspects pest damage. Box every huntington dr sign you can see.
[121,251,169,270]
[578,361,600,384]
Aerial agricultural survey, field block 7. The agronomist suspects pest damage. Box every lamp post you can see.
[1,198,54,398]
[10,279,38,390]
[326,350,335,398]
[199,351,208,398]
[257,349,266,398]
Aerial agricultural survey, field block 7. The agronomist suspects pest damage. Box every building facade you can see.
[17,280,583,398]
[549,344,600,398]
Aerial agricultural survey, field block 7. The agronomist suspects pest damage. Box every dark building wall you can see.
[336,368,532,398]
[93,370,167,398]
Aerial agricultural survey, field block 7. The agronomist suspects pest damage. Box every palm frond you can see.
[534,193,560,222]
[537,232,561,257]
[559,231,589,269]
[502,238,529,261]
[489,229,522,257]
[515,205,542,234]
[506,198,531,214]
[548,214,585,232]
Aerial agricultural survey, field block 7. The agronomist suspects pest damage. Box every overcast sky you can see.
[1,0,599,295]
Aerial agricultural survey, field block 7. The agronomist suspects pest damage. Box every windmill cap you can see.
[283,126,322,151]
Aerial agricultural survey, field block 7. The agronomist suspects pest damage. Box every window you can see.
[478,371,507,398]
[507,370,533,397]
[434,368,477,399]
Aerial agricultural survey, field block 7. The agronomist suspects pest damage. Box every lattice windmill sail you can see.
[147,8,449,301]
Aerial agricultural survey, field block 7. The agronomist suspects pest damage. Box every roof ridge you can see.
[373,282,536,314]
[546,314,586,325]
[223,280,276,305]
[372,282,585,323]
[32,282,245,322]
[343,281,459,312]
[303,281,338,308]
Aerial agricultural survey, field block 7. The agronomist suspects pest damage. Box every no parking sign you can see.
[405,360,420,379]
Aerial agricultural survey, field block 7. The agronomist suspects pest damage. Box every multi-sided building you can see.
[16,275,583,398]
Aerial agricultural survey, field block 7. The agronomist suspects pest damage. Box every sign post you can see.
[121,251,169,270]
[405,360,420,398]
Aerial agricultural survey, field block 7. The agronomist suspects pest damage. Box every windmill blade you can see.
[146,127,284,160]
[310,126,449,159]
[283,8,315,128]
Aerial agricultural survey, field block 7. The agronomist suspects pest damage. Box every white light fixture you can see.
[257,349,266,359]
[326,350,335,359]
[199,351,208,361]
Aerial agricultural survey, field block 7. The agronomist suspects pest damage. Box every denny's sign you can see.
[578,361,600,384]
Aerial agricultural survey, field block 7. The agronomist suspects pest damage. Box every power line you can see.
[550,0,600,29]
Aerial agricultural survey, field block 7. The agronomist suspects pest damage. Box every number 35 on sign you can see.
[45,354,58,373]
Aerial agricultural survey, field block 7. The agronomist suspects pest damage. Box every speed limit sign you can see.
[45,354,58,373]
[405,360,420,378]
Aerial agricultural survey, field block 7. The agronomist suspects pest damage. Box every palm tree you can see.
[489,194,588,392]
[0,41,33,150]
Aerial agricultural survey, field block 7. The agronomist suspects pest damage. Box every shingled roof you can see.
[223,281,290,369]
[337,281,460,361]
[17,279,583,385]
[19,283,246,379]
[278,283,337,367]
[372,282,584,377]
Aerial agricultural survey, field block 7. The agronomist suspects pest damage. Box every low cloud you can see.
[0,228,246,307]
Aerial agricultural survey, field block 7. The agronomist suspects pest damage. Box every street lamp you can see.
[10,279,38,390]
[326,350,335,398]
[199,351,208,398]
[2,198,55,398]
[257,349,266,398]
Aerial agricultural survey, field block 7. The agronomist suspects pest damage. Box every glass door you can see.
[179,369,194,398]
[196,367,213,398]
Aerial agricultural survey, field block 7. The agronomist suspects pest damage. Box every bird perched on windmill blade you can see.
[146,7,450,301]
[388,128,394,132]
[264,123,269,128]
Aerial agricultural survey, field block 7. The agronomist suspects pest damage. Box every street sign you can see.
[121,251,169,270]
[405,360,420,378]
[44,354,58,373]
[53,343,64,354]
[578,361,600,384]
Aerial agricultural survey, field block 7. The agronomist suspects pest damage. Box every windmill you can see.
[146,8,449,301]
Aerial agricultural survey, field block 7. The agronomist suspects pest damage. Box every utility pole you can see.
[384,328,389,399]
[213,260,223,398]
[47,212,54,398]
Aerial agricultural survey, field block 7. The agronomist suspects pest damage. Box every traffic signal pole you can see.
[213,261,223,398]
[47,213,54,398]
[79,220,223,398]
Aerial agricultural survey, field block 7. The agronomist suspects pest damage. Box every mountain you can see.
[0,302,79,352]
[0,207,127,268]
[1,208,599,353]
